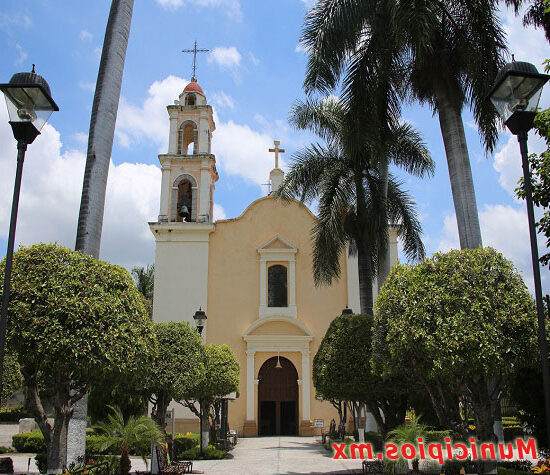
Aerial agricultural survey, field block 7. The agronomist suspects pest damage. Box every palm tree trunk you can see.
[357,243,374,316]
[377,158,391,293]
[434,88,483,250]
[69,0,134,467]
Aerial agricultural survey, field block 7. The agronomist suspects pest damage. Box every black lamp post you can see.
[193,307,207,335]
[0,66,58,401]
[489,59,550,446]
[192,307,207,454]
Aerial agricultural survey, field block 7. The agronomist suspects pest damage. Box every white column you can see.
[259,258,267,315]
[346,244,361,313]
[158,165,171,222]
[289,259,296,308]
[246,350,255,420]
[301,350,311,420]
[199,161,211,221]
[168,116,177,154]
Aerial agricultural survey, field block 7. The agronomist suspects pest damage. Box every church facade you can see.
[149,79,399,436]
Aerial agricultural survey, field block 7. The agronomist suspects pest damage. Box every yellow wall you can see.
[206,196,348,435]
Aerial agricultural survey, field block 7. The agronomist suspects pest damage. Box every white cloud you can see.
[116,75,190,151]
[493,131,546,197]
[295,43,310,54]
[14,43,27,65]
[213,203,226,221]
[116,75,282,187]
[299,0,316,7]
[79,30,93,41]
[73,132,88,145]
[248,52,260,66]
[0,105,160,270]
[438,205,548,294]
[211,91,235,109]
[78,80,96,93]
[155,0,242,21]
[0,12,32,31]
[208,46,241,69]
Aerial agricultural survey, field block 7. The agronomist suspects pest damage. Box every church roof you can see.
[183,79,204,94]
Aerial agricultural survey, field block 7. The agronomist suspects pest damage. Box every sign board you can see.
[313,419,324,428]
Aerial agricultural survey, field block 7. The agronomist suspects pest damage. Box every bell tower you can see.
[156,78,218,224]
[150,78,217,329]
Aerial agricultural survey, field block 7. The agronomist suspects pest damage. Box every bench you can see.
[156,445,193,475]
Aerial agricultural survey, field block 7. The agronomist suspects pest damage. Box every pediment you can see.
[242,316,313,338]
[257,234,297,254]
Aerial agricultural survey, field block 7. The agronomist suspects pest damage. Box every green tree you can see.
[373,248,538,444]
[300,0,510,251]
[277,96,433,314]
[94,406,164,475]
[1,350,23,407]
[182,344,239,450]
[131,264,154,316]
[0,243,154,473]
[313,312,407,437]
[508,0,550,42]
[147,322,205,431]
[88,374,148,424]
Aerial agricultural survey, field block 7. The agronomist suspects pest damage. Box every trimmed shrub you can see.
[173,434,200,457]
[179,446,227,460]
[497,467,532,475]
[0,447,13,454]
[35,453,46,474]
[503,425,524,441]
[364,431,383,451]
[498,461,533,472]
[0,457,13,474]
[0,407,31,423]
[12,430,46,453]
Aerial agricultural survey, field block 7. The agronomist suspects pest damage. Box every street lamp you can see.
[489,58,550,446]
[193,307,207,335]
[0,66,58,400]
[192,307,207,454]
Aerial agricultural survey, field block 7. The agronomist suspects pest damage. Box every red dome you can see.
[183,80,203,94]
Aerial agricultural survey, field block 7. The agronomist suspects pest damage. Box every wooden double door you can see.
[258,356,298,436]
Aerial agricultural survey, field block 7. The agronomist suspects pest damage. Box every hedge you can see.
[173,434,200,457]
[14,431,148,456]
[178,446,227,460]
[0,407,31,423]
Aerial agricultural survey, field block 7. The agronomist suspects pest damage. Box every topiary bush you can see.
[35,453,47,474]
[0,457,13,474]
[503,425,524,441]
[0,406,31,423]
[12,430,46,453]
[173,433,200,456]
[179,446,227,460]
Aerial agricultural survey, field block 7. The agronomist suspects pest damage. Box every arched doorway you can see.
[258,356,298,436]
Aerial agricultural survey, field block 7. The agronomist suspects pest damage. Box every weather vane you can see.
[182,40,209,81]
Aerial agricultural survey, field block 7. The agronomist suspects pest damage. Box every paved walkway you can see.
[7,437,362,474]
[187,436,362,475]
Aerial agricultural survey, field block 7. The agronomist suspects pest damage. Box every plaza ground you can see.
[7,436,363,474]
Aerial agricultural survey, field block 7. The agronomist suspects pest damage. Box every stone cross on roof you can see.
[269,140,285,169]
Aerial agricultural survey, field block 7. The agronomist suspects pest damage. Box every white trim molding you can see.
[257,234,298,319]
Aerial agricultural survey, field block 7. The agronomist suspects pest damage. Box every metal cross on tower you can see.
[182,40,209,81]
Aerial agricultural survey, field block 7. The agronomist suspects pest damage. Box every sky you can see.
[0,0,549,294]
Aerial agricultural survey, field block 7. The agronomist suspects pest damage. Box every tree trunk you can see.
[47,411,70,473]
[434,88,482,250]
[357,244,374,316]
[70,0,134,466]
[377,158,391,293]
[200,402,209,452]
[152,391,171,431]
[120,449,131,475]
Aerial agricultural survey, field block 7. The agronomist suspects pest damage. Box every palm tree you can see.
[506,0,550,41]
[388,415,431,472]
[94,406,164,475]
[300,0,509,251]
[277,96,434,314]
[71,0,134,465]
[132,264,154,316]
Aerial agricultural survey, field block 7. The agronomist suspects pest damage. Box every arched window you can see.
[176,179,193,222]
[268,265,287,307]
[185,93,196,106]
[177,121,196,155]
